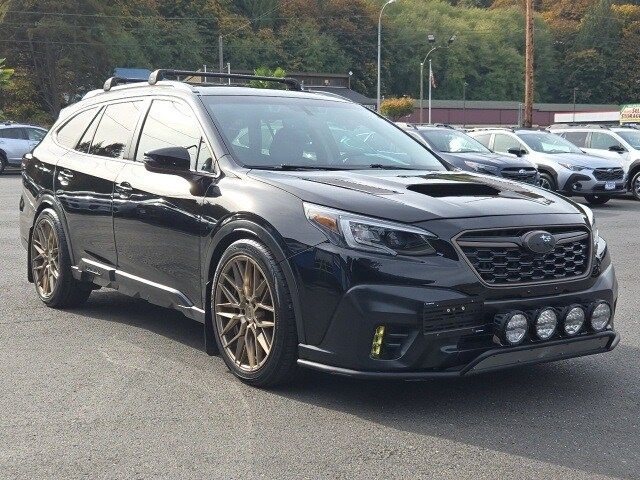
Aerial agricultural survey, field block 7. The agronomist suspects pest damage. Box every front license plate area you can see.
[605,181,616,190]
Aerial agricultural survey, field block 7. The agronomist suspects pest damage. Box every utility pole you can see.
[218,35,224,73]
[572,87,578,124]
[524,0,534,127]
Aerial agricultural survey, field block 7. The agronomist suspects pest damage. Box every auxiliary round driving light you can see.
[495,311,529,346]
[535,308,558,340]
[590,301,611,332]
[563,305,585,336]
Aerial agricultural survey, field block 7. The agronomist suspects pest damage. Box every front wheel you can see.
[631,171,640,201]
[30,209,92,308]
[0,154,6,175]
[211,239,298,387]
[584,194,610,206]
[539,172,556,191]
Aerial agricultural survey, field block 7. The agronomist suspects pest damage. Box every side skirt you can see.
[71,258,205,323]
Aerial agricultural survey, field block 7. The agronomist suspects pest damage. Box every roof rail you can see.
[103,76,147,91]
[466,126,514,132]
[548,123,610,130]
[148,69,303,91]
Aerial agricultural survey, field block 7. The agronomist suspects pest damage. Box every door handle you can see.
[115,182,133,199]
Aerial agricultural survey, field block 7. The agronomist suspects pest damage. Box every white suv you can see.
[552,126,640,200]
[0,122,47,174]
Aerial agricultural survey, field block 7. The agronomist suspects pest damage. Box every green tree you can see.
[249,66,286,88]
[0,58,14,90]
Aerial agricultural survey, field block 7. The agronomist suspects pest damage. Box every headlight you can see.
[304,203,437,256]
[463,160,499,175]
[575,203,599,248]
[559,163,591,172]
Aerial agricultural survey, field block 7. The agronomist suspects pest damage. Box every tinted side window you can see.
[561,131,588,148]
[25,128,46,142]
[0,127,26,140]
[136,99,202,169]
[56,108,100,148]
[89,101,143,159]
[493,134,522,153]
[590,132,623,150]
[76,108,103,153]
[472,133,491,147]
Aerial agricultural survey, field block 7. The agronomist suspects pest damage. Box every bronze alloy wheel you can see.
[31,217,60,299]
[214,255,276,372]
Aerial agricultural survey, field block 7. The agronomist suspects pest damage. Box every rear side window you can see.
[76,108,103,153]
[135,99,202,169]
[561,131,588,148]
[472,133,491,147]
[56,107,100,148]
[0,127,26,140]
[89,101,143,159]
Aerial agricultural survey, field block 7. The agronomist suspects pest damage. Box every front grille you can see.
[456,226,591,286]
[593,168,624,181]
[501,167,539,185]
[423,298,484,334]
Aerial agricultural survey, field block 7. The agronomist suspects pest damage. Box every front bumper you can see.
[559,173,626,196]
[299,331,619,379]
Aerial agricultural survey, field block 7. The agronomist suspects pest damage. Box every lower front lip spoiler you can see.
[296,331,619,380]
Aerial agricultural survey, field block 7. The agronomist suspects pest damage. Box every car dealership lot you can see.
[1,172,639,479]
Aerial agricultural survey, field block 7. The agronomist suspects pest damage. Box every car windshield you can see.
[418,129,491,153]
[614,129,640,149]
[203,95,446,171]
[518,131,583,154]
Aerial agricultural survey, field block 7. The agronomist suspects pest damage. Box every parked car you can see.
[468,128,626,205]
[20,70,619,387]
[397,123,539,185]
[551,125,640,200]
[0,122,47,174]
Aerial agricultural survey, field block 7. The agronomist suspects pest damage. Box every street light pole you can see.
[462,81,468,128]
[572,87,578,124]
[419,35,455,124]
[428,59,433,124]
[377,0,396,112]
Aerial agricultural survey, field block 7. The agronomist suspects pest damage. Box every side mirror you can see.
[144,147,191,172]
[507,147,526,157]
[608,145,626,153]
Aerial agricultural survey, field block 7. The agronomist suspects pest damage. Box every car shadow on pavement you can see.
[75,290,638,479]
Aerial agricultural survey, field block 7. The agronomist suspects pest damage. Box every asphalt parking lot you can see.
[1,171,639,480]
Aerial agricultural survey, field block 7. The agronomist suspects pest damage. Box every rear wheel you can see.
[30,209,92,308]
[211,239,298,387]
[0,153,6,174]
[539,172,556,191]
[584,194,610,206]
[631,171,640,201]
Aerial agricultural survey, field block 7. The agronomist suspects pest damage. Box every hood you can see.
[248,169,582,223]
[438,151,535,169]
[545,152,623,168]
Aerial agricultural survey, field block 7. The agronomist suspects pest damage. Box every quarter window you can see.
[136,99,203,169]
[493,134,522,154]
[561,131,588,148]
[56,107,100,148]
[76,108,103,153]
[88,101,143,158]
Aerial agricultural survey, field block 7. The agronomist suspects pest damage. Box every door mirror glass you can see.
[144,147,191,172]
[609,145,626,153]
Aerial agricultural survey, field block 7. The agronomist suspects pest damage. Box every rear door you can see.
[55,100,144,267]
[113,97,214,309]
[0,127,30,164]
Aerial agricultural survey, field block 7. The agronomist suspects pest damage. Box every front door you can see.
[113,98,215,311]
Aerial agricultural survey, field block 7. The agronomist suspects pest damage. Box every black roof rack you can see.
[103,76,146,91]
[148,69,303,91]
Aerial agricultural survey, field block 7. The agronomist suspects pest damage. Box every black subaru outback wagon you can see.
[20,70,619,386]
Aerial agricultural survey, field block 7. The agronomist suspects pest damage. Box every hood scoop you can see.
[302,177,398,195]
[407,183,501,198]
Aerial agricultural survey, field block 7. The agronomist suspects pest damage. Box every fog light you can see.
[535,308,557,340]
[564,305,585,336]
[495,311,528,346]
[590,301,611,332]
[371,325,385,358]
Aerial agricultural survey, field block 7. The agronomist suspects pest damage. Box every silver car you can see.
[468,128,626,205]
[551,125,640,200]
[0,123,47,174]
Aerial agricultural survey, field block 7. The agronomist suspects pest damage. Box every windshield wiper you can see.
[367,163,414,170]
[248,164,347,171]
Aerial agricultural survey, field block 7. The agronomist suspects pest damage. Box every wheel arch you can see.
[626,159,640,189]
[202,214,307,345]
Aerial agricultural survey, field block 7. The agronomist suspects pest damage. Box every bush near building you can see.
[381,97,414,120]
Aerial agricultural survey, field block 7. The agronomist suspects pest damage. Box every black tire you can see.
[584,195,610,206]
[631,170,640,201]
[0,153,6,175]
[30,209,92,308]
[539,172,556,191]
[211,239,298,387]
